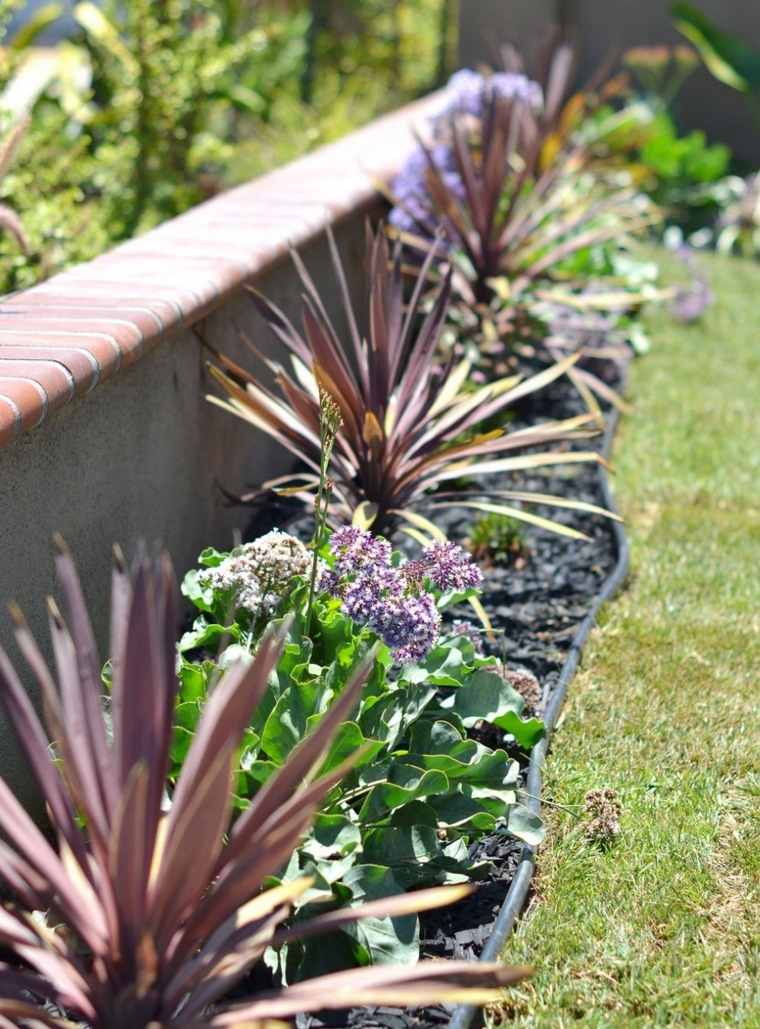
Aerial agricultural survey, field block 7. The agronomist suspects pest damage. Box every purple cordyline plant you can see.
[0,542,528,1027]
[388,68,543,240]
[387,44,652,331]
[321,528,482,664]
[207,223,615,540]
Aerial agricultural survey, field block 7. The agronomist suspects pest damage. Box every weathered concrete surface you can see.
[0,210,374,810]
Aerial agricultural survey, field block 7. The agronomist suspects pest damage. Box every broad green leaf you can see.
[448,670,545,750]
[178,619,240,655]
[429,792,498,832]
[197,546,228,568]
[507,803,545,846]
[262,681,332,764]
[408,718,464,754]
[406,746,515,787]
[243,759,279,791]
[298,814,362,882]
[358,684,437,750]
[294,930,368,979]
[342,865,419,964]
[389,801,438,829]
[170,726,194,768]
[180,569,218,616]
[402,642,471,687]
[178,659,210,702]
[174,700,201,733]
[448,669,525,724]
[363,824,443,869]
[318,722,384,776]
[362,826,470,887]
[358,766,450,822]
[492,710,546,750]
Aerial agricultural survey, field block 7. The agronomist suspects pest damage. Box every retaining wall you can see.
[0,93,443,804]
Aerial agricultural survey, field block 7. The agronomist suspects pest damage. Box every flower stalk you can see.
[306,383,342,628]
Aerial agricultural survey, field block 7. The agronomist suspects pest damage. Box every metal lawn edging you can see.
[448,396,631,1029]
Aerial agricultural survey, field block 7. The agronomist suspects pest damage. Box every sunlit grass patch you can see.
[493,247,760,1027]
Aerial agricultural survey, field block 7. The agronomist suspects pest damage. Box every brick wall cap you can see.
[0,90,442,448]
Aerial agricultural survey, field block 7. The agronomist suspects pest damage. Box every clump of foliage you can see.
[207,224,614,539]
[0,0,448,293]
[176,526,546,971]
[596,59,730,239]
[582,787,622,847]
[385,59,659,409]
[634,111,729,226]
[0,115,28,253]
[0,540,527,1024]
[387,62,653,307]
[70,0,309,237]
[467,511,527,567]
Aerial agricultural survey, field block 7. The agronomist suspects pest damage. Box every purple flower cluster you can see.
[320,528,481,664]
[388,144,465,238]
[404,541,484,593]
[439,68,543,120]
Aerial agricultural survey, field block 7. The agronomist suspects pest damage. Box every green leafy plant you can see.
[71,0,308,236]
[625,107,730,233]
[466,511,527,567]
[175,528,545,971]
[0,0,448,293]
[207,224,616,541]
[0,116,28,252]
[0,540,528,1025]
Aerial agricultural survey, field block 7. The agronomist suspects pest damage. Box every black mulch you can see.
[289,359,626,1028]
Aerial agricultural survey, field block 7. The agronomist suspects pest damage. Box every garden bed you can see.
[234,358,631,1029]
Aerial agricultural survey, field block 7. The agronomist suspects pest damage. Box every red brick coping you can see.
[0,92,443,448]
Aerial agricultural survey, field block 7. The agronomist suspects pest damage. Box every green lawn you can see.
[492,249,760,1026]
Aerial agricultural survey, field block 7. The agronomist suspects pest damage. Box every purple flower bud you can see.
[489,72,544,111]
[405,542,483,592]
[376,593,441,665]
[443,68,486,117]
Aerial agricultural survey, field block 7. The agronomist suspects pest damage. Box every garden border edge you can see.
[448,389,631,1029]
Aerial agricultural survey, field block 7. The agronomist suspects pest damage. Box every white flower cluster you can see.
[202,531,311,615]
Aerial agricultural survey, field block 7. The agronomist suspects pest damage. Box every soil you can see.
[287,359,627,1029]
